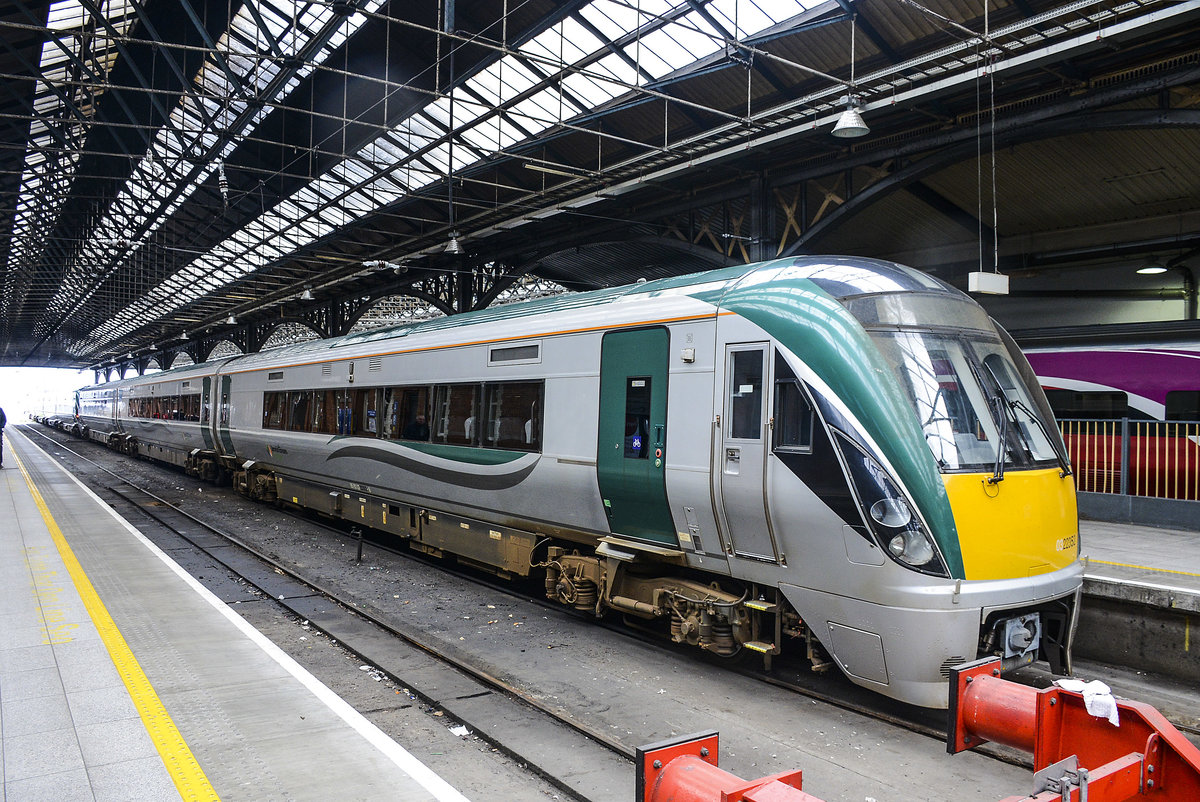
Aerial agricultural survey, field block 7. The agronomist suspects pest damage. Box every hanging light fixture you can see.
[832,15,869,139]
[444,231,463,255]
[299,287,315,301]
[225,314,237,325]
[1137,257,1167,275]
[832,99,869,139]
[217,158,229,208]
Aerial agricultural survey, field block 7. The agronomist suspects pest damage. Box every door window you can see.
[728,350,764,440]
[624,377,651,459]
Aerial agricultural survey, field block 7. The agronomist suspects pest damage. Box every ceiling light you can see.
[444,232,463,255]
[300,288,315,301]
[364,259,407,273]
[1137,258,1167,275]
[832,100,869,139]
[226,315,237,325]
[524,162,586,180]
[832,16,869,140]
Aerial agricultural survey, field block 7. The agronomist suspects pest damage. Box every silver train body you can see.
[62,257,1084,708]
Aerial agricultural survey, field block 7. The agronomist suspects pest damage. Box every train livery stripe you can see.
[326,443,538,490]
[221,310,732,376]
[10,448,221,802]
[944,468,1078,581]
[691,270,965,577]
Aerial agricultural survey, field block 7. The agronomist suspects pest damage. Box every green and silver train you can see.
[65,257,1083,708]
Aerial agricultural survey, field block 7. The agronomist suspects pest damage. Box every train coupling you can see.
[948,656,1200,801]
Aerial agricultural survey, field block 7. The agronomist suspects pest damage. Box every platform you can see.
[1079,518,1200,612]
[1,428,468,801]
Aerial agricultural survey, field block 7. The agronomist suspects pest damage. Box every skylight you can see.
[75,0,824,354]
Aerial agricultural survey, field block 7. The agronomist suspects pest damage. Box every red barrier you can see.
[637,660,1200,802]
[949,657,1200,801]
[636,730,819,802]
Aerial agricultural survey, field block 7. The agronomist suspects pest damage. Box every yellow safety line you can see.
[12,445,221,802]
[1089,558,1200,579]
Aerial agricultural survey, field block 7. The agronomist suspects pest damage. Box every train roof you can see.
[80,256,960,391]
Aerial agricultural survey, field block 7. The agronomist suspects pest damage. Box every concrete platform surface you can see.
[2,429,468,801]
[1079,518,1200,611]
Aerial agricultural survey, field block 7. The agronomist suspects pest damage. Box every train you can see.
[46,256,1084,708]
[1026,344,1200,421]
[1026,344,1200,499]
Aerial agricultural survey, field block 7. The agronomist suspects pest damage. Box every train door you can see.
[596,327,677,546]
[217,374,235,453]
[201,376,215,449]
[715,343,779,561]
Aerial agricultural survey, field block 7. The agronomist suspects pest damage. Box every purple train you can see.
[1025,343,1200,499]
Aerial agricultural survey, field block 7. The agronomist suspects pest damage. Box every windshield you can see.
[871,330,1061,472]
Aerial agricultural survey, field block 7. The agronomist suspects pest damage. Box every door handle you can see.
[725,448,740,462]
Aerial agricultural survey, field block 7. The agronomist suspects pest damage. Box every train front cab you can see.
[714,260,1084,708]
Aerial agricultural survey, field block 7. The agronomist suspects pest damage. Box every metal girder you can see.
[781,106,1200,256]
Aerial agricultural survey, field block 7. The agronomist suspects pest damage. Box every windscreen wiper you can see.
[987,394,1009,484]
[982,363,1073,481]
[1008,396,1074,478]
[981,362,1019,485]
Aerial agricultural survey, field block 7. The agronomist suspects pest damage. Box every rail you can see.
[1058,418,1200,500]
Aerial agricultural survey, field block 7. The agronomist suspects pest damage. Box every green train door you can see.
[596,327,677,546]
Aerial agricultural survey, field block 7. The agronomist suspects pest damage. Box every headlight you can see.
[835,432,947,576]
[887,529,934,565]
[870,498,911,527]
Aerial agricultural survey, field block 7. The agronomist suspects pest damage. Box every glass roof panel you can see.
[521,20,595,68]
[635,25,721,75]
[617,36,674,78]
[576,1,630,42]
[592,52,641,86]
[560,70,623,106]
[71,0,857,357]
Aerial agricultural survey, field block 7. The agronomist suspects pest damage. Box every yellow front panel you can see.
[944,468,1078,581]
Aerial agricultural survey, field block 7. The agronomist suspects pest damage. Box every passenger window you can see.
[434,384,479,446]
[624,377,651,459]
[312,390,337,434]
[482,381,543,451]
[380,388,399,439]
[728,350,764,440]
[263,392,285,429]
[398,386,431,442]
[352,389,378,437]
[1165,390,1200,421]
[1042,389,1128,420]
[287,392,311,432]
[774,379,813,452]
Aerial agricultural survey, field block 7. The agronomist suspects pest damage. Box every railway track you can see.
[24,424,1199,781]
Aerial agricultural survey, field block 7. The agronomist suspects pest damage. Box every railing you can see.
[1058,418,1200,500]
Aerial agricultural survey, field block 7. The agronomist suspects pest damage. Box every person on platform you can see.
[0,405,7,468]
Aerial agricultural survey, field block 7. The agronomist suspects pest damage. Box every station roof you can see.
[1,0,1197,369]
